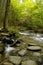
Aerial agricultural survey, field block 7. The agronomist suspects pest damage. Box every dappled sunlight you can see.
[19,0,23,3]
[32,0,36,3]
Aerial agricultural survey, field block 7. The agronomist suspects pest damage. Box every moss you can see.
[8,26,20,39]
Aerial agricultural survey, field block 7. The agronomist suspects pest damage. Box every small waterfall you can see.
[5,44,14,53]
[4,44,15,57]
[33,34,43,42]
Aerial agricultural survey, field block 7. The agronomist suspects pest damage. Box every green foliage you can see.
[8,26,20,39]
[0,0,43,32]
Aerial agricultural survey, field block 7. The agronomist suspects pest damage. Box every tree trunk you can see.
[3,0,10,29]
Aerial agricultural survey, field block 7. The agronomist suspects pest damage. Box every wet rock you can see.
[16,40,21,44]
[21,60,37,65]
[37,57,43,65]
[16,44,21,47]
[3,61,13,65]
[12,40,22,47]
[28,43,37,46]
[18,49,27,56]
[33,52,41,57]
[27,46,41,51]
[9,56,22,65]
[2,37,14,45]
[7,33,16,38]
[0,33,9,37]
[9,47,20,55]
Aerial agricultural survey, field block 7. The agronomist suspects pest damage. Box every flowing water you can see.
[5,31,43,56]
[19,31,43,42]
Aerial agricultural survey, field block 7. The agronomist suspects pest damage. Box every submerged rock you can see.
[9,56,22,65]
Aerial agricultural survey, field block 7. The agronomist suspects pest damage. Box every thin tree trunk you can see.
[3,0,10,29]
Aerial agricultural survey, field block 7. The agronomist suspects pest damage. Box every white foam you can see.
[5,45,14,53]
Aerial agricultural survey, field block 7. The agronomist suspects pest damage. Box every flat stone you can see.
[27,46,41,51]
[1,33,9,36]
[3,62,13,65]
[18,49,27,56]
[9,56,22,65]
[21,60,37,65]
[33,52,41,57]
[28,43,37,46]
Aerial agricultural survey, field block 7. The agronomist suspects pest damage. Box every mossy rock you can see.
[27,46,41,51]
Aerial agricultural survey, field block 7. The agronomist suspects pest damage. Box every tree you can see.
[3,0,10,31]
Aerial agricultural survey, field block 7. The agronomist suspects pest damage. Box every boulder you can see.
[18,49,27,56]
[21,60,37,65]
[33,52,41,57]
[3,61,13,65]
[0,33,9,37]
[9,56,22,65]
[28,43,37,46]
[27,46,41,51]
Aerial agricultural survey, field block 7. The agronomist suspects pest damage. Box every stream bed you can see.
[0,31,43,65]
